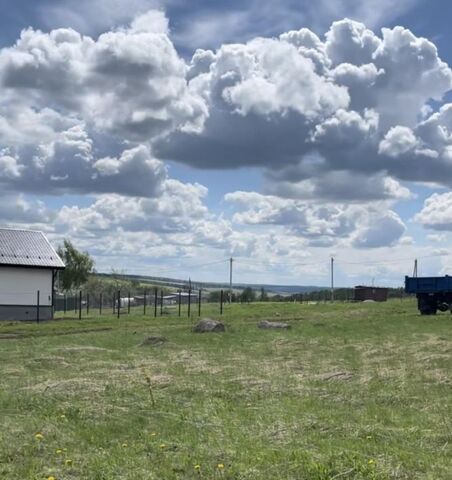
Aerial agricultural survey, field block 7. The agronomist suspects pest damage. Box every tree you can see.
[240,287,256,303]
[57,239,94,291]
[259,287,268,302]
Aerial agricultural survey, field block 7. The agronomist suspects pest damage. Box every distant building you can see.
[353,286,389,302]
[0,228,65,321]
[163,292,199,305]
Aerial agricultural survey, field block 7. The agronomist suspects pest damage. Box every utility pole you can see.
[413,259,418,277]
[229,257,233,303]
[331,257,334,303]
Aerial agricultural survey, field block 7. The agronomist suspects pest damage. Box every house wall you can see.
[0,266,53,306]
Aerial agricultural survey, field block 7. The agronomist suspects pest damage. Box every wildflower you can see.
[47,476,56,480]
[60,414,66,419]
[194,464,201,470]
[65,459,73,466]
[368,459,375,465]
[122,443,128,448]
[366,435,372,440]
[150,432,157,436]
[159,443,166,449]
[34,433,44,440]
[55,449,63,454]
[217,463,225,470]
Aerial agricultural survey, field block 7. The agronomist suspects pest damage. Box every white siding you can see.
[0,266,52,306]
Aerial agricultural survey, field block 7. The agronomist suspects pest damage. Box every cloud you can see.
[352,210,406,248]
[156,18,452,200]
[55,179,209,237]
[225,191,406,248]
[265,170,412,202]
[1,14,451,203]
[0,15,207,140]
[415,192,452,230]
[0,125,168,197]
[0,12,207,196]
[172,0,421,51]
[0,152,23,178]
[0,194,53,225]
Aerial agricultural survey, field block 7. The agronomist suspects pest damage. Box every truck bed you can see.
[405,275,452,294]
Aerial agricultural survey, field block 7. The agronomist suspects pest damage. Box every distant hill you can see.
[96,272,327,295]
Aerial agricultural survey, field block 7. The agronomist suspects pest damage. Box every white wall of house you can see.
[0,266,52,306]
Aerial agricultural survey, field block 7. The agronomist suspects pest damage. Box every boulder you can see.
[193,319,225,333]
[140,335,167,346]
[258,320,291,330]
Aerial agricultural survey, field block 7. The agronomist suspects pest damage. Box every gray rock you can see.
[140,335,167,346]
[258,320,291,330]
[193,319,225,333]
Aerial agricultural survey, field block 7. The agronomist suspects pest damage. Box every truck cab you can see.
[405,275,452,315]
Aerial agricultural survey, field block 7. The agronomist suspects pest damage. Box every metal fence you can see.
[53,288,228,320]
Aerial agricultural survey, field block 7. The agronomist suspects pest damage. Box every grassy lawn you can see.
[0,300,451,479]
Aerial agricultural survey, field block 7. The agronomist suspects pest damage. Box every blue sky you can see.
[1,0,452,287]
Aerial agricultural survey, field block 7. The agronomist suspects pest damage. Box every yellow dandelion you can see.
[65,459,73,466]
[47,476,56,480]
[159,443,166,449]
[217,463,225,470]
[194,464,201,470]
[34,433,44,440]
[368,459,375,465]
[55,449,63,454]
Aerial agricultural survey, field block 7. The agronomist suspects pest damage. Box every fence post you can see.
[36,290,40,323]
[144,291,147,315]
[154,288,157,317]
[64,293,67,315]
[198,289,201,317]
[117,290,121,319]
[86,293,90,315]
[178,290,181,317]
[188,289,191,317]
[113,293,115,314]
[79,290,82,320]
[100,293,103,315]
[128,291,131,314]
[220,290,223,315]
[74,292,77,314]
[160,290,163,315]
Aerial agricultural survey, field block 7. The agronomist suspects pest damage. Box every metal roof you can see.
[0,228,65,269]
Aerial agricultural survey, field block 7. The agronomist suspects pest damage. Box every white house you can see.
[0,228,65,321]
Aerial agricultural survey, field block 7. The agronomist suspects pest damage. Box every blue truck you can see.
[405,275,452,314]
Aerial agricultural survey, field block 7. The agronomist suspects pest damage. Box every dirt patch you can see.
[59,346,113,353]
[26,377,106,394]
[140,335,168,346]
[317,371,354,381]
[0,327,112,340]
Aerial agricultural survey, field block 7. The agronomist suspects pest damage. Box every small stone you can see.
[193,319,225,333]
[140,335,167,346]
[258,320,291,330]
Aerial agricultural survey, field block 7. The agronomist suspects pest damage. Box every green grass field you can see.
[0,300,451,479]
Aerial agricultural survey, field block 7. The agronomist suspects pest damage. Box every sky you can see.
[1,0,452,288]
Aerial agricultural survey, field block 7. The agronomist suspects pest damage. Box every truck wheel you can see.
[420,307,434,315]
[438,303,449,312]
[419,302,437,315]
